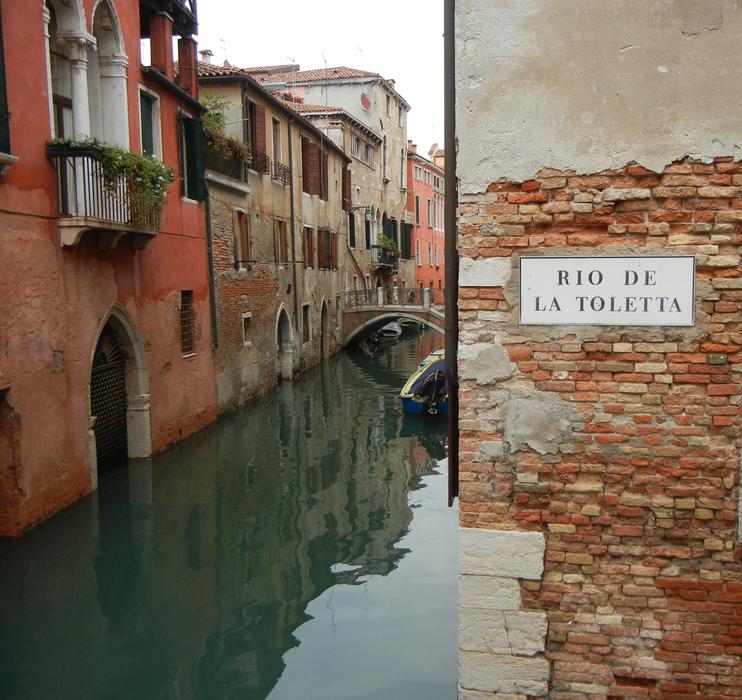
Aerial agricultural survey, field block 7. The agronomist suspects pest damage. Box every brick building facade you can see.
[455,1,742,696]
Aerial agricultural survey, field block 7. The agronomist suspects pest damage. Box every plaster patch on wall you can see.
[504,392,577,456]
[459,343,513,385]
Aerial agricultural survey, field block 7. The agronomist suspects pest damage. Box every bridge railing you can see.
[344,287,443,310]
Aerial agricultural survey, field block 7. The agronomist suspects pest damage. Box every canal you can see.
[0,330,457,700]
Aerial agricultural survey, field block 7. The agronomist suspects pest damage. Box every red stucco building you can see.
[0,0,217,536]
[406,142,444,297]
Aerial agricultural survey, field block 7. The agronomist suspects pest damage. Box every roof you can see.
[253,66,380,84]
[195,64,350,163]
[195,61,251,78]
[278,100,383,143]
[244,64,300,75]
[408,150,444,175]
[252,65,411,111]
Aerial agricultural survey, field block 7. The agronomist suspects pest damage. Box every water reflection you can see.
[0,333,452,700]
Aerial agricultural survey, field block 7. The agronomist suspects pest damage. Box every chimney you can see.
[149,12,174,80]
[407,140,417,154]
[199,49,214,65]
[179,38,198,98]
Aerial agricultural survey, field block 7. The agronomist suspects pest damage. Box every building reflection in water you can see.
[0,335,447,700]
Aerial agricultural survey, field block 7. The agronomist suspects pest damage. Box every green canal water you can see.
[0,331,457,700]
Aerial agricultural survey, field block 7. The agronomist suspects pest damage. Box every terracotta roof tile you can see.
[252,66,380,84]
[278,100,345,114]
[195,61,251,78]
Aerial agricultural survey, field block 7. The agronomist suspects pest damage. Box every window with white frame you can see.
[351,133,360,156]
[427,199,432,227]
[416,240,421,266]
[241,311,252,345]
[385,93,391,116]
[424,170,431,184]
[272,117,282,165]
[415,196,420,225]
[428,241,432,266]
[139,87,162,159]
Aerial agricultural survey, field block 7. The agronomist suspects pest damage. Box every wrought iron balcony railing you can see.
[370,244,399,271]
[250,150,270,175]
[47,143,163,247]
[272,160,291,185]
[204,142,246,182]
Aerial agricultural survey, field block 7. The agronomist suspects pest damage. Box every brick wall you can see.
[458,158,742,698]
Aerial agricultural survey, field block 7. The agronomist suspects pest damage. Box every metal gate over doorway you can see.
[91,326,128,475]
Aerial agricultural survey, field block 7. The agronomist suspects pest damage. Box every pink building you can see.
[406,142,444,296]
[0,0,217,537]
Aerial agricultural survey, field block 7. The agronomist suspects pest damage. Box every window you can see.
[274,219,288,265]
[415,240,421,266]
[304,227,315,268]
[139,88,161,158]
[385,94,391,116]
[349,213,356,248]
[364,217,371,249]
[415,196,420,225]
[302,304,311,343]
[382,136,387,181]
[398,105,403,126]
[180,291,194,355]
[234,209,250,268]
[367,145,374,168]
[241,312,252,345]
[400,148,405,188]
[0,4,9,154]
[272,118,282,165]
[351,133,360,156]
[427,199,432,227]
[424,170,431,184]
[435,243,439,267]
[434,175,441,189]
[245,99,257,148]
[428,242,433,266]
[179,111,205,200]
[318,229,335,270]
[48,6,73,140]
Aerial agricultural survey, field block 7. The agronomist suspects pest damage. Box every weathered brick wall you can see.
[458,158,742,698]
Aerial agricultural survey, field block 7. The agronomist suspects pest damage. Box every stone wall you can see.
[457,159,742,697]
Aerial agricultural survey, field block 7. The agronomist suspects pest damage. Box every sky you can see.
[195,0,444,153]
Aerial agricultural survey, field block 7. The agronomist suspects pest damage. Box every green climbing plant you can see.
[202,94,251,166]
[48,137,175,214]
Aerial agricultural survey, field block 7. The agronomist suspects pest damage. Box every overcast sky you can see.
[195,0,444,152]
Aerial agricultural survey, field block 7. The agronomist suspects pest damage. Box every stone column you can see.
[99,55,129,148]
[67,37,94,139]
[423,287,431,308]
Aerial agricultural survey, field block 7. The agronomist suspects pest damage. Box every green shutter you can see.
[185,117,206,202]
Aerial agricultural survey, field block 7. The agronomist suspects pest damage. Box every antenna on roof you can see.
[321,52,328,106]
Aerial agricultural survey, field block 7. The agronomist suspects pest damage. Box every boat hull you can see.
[401,397,448,416]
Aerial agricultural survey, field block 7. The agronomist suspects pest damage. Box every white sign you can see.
[519,256,695,326]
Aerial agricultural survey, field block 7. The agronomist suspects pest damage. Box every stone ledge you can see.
[460,528,545,580]
[460,651,550,696]
[460,574,521,610]
[460,608,548,656]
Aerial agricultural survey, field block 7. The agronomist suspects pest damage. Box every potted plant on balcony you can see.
[202,95,251,178]
[46,137,175,227]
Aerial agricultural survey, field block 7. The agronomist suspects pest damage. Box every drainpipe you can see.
[288,119,300,331]
[444,0,459,506]
[204,180,219,349]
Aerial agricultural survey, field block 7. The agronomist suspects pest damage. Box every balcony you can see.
[250,150,270,175]
[272,160,290,185]
[370,245,399,272]
[140,0,197,38]
[47,143,164,249]
[204,142,246,182]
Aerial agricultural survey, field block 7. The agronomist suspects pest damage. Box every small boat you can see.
[380,321,402,337]
[400,351,448,415]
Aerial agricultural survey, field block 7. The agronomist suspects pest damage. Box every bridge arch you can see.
[343,311,444,347]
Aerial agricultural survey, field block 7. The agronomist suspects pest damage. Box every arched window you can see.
[89,0,129,146]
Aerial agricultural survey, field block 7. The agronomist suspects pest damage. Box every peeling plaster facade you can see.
[456,1,742,696]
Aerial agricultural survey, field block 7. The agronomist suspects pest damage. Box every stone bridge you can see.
[341,288,445,346]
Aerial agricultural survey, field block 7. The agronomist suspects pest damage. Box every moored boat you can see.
[400,351,448,415]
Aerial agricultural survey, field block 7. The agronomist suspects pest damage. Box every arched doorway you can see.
[90,308,151,486]
[320,300,330,360]
[276,307,294,381]
[91,326,127,477]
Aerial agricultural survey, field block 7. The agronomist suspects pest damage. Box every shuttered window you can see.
[234,209,250,268]
[178,112,205,201]
[274,219,288,265]
[304,227,315,268]
[348,213,356,248]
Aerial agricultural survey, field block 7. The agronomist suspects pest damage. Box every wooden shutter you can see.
[279,221,287,264]
[304,142,320,195]
[331,232,338,270]
[342,167,351,212]
[253,103,267,156]
[318,229,325,269]
[320,149,329,201]
[348,213,356,248]
[301,138,310,193]
[0,5,9,154]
